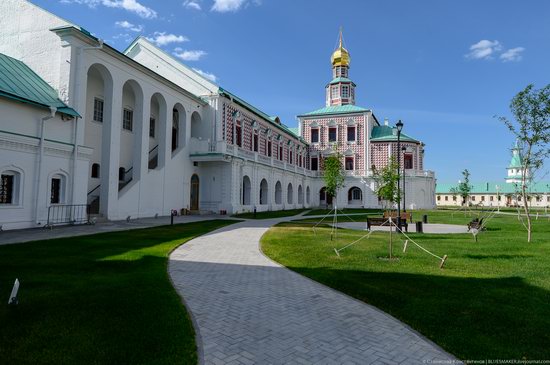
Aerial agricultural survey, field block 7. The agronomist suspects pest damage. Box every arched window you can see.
[306,186,311,205]
[348,187,362,204]
[91,163,100,178]
[118,167,126,181]
[0,170,21,205]
[242,176,251,205]
[172,109,179,151]
[298,185,303,205]
[259,179,268,205]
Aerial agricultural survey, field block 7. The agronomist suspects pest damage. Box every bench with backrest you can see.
[367,215,408,232]
[383,211,412,223]
[468,218,484,231]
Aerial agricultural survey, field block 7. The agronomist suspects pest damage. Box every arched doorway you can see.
[320,187,333,206]
[259,179,268,205]
[275,181,282,205]
[287,183,294,204]
[242,176,251,205]
[190,174,199,210]
[348,186,363,205]
[298,185,304,205]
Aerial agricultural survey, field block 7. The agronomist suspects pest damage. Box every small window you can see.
[0,174,15,204]
[149,117,156,138]
[172,109,179,151]
[342,85,350,98]
[404,154,413,169]
[437,196,441,201]
[328,127,337,142]
[345,157,354,170]
[50,177,61,204]
[91,163,100,178]
[235,124,242,147]
[498,195,502,201]
[93,98,104,122]
[279,145,283,161]
[347,126,356,142]
[253,133,258,152]
[472,196,476,201]
[490,196,494,201]
[123,108,133,131]
[445,196,448,201]
[453,196,457,201]
[311,157,318,171]
[331,86,338,99]
[289,151,293,165]
[267,141,272,157]
[311,128,319,143]
[481,196,485,201]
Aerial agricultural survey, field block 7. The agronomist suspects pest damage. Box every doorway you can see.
[190,174,199,211]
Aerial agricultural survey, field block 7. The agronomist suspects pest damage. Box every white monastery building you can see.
[0,0,435,230]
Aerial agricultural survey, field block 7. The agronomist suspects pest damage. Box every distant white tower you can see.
[505,140,529,184]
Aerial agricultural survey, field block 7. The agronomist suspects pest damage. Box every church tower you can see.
[505,140,529,184]
[326,29,356,107]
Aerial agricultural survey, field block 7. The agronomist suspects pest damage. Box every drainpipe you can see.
[35,106,57,224]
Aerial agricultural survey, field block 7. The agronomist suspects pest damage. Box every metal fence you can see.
[46,204,90,228]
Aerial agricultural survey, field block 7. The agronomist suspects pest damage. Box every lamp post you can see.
[395,120,403,229]
[402,146,407,212]
[496,185,500,212]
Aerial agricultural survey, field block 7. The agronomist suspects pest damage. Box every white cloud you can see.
[465,40,502,60]
[115,20,143,32]
[211,0,250,12]
[183,0,201,10]
[146,32,189,46]
[173,49,207,61]
[500,47,525,62]
[60,0,157,19]
[193,68,217,82]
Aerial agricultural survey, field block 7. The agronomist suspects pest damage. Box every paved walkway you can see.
[169,217,458,364]
[0,215,233,245]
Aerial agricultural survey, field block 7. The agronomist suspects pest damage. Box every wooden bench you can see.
[468,218,484,231]
[367,217,408,232]
[383,211,413,223]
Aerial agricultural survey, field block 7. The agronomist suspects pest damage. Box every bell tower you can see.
[326,28,356,107]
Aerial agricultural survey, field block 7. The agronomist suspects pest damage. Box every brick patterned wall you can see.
[302,115,365,170]
[223,101,307,165]
[371,141,422,171]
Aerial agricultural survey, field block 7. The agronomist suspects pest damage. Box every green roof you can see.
[370,125,419,143]
[436,181,550,194]
[0,53,80,117]
[328,77,355,85]
[288,127,300,136]
[508,146,523,169]
[298,104,370,117]
[218,87,304,142]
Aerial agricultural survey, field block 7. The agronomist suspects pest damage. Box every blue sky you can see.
[34,0,550,183]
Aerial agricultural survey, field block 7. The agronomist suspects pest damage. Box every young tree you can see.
[452,169,472,207]
[373,157,400,259]
[373,157,400,210]
[498,84,550,242]
[323,152,345,203]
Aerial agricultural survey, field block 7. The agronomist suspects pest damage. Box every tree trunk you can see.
[522,151,532,243]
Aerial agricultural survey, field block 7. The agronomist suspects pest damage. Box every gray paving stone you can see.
[168,217,460,365]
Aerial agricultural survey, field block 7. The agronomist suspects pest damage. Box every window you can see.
[123,108,133,131]
[93,98,104,122]
[50,177,61,204]
[172,109,179,151]
[311,128,319,143]
[279,145,283,161]
[253,133,258,152]
[235,124,242,147]
[267,141,272,157]
[498,195,502,201]
[472,196,476,201]
[149,117,156,138]
[91,163,100,178]
[331,86,338,99]
[404,154,413,169]
[342,85,350,98]
[437,196,441,201]
[347,126,356,142]
[0,174,14,204]
[289,151,293,164]
[481,196,485,201]
[328,127,337,142]
[453,196,457,201]
[119,167,126,181]
[311,157,318,171]
[445,196,448,201]
[345,157,354,170]
[349,187,362,201]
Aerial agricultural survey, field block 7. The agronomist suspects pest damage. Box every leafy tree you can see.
[323,152,345,203]
[498,84,550,242]
[373,157,401,210]
[451,169,472,206]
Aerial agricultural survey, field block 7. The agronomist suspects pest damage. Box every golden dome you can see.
[331,29,350,67]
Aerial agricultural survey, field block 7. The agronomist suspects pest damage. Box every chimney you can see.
[384,118,389,126]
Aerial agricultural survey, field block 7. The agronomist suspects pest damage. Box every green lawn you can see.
[232,208,309,219]
[261,211,550,360]
[0,220,236,365]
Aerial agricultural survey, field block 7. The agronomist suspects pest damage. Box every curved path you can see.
[169,217,458,365]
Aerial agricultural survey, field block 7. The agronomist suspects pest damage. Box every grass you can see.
[0,220,236,365]
[232,208,308,219]
[261,211,550,360]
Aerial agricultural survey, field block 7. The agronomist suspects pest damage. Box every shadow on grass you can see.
[286,266,550,361]
[464,254,533,260]
[0,220,236,365]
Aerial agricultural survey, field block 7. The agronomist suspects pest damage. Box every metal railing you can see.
[46,204,90,228]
